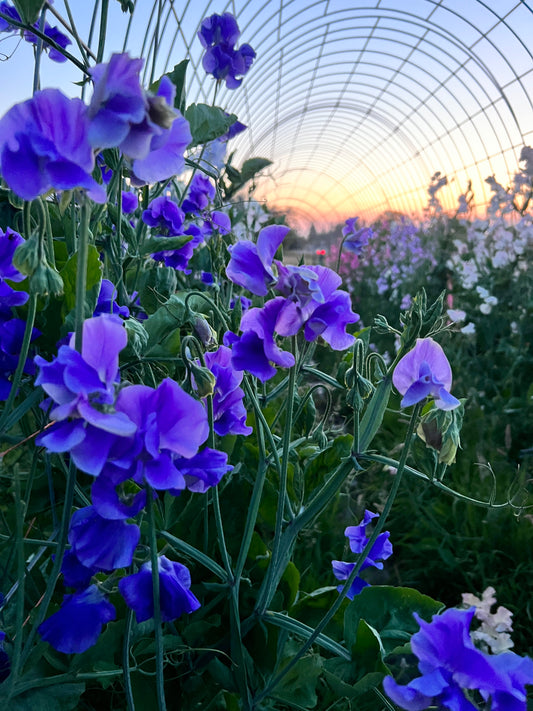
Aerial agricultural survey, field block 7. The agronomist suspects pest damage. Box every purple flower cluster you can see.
[225,224,359,380]
[383,607,533,711]
[0,2,71,62]
[331,510,393,599]
[34,315,236,652]
[142,195,204,271]
[201,345,252,436]
[198,13,256,89]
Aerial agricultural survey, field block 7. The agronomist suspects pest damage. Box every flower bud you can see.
[416,401,464,465]
[13,234,41,276]
[193,315,217,348]
[190,362,217,398]
[29,260,64,297]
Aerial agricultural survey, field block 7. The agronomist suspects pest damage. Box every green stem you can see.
[255,343,297,615]
[123,608,136,711]
[263,611,350,660]
[146,485,167,711]
[253,404,422,706]
[74,200,91,353]
[96,0,109,63]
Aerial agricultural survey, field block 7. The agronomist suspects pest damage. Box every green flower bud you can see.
[29,261,64,297]
[189,362,217,398]
[416,400,464,465]
[193,315,217,348]
[13,234,41,276]
[123,318,149,358]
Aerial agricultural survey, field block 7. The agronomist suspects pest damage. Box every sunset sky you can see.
[1,0,532,233]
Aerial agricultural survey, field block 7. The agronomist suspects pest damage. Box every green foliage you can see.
[185,104,237,147]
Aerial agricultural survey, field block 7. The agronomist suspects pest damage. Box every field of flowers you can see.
[0,2,531,710]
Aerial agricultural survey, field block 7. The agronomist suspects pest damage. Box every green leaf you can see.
[151,60,189,115]
[5,682,85,711]
[359,375,392,451]
[138,266,177,315]
[12,0,45,24]
[140,233,192,256]
[60,245,102,317]
[185,103,237,147]
[240,158,272,183]
[344,586,443,653]
[274,648,323,709]
[350,620,388,679]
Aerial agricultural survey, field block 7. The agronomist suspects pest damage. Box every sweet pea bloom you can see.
[227,297,295,381]
[275,264,359,350]
[202,345,252,436]
[35,315,136,475]
[0,89,106,203]
[142,195,185,234]
[332,510,393,599]
[226,224,290,296]
[114,378,209,490]
[39,585,116,654]
[182,173,216,213]
[342,217,373,254]
[68,506,140,571]
[198,12,256,89]
[393,338,460,410]
[383,607,533,711]
[119,555,201,623]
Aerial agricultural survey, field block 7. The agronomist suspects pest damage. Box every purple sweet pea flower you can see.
[0,1,20,31]
[171,448,233,494]
[119,555,201,623]
[393,338,460,410]
[0,318,39,399]
[226,224,290,296]
[68,506,140,571]
[152,223,203,272]
[142,195,184,234]
[198,13,255,89]
[198,12,241,48]
[202,345,252,436]
[24,21,72,63]
[60,549,98,590]
[227,297,295,381]
[0,227,25,283]
[115,378,209,490]
[88,53,147,153]
[220,118,247,142]
[91,463,147,520]
[0,89,106,203]
[332,509,393,599]
[383,607,533,711]
[121,190,138,214]
[39,584,116,654]
[342,217,373,255]
[35,315,136,475]
[274,264,359,350]
[181,173,216,213]
[130,78,192,185]
[202,210,232,238]
[94,279,130,318]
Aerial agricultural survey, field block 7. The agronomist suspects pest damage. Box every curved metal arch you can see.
[130,0,533,228]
